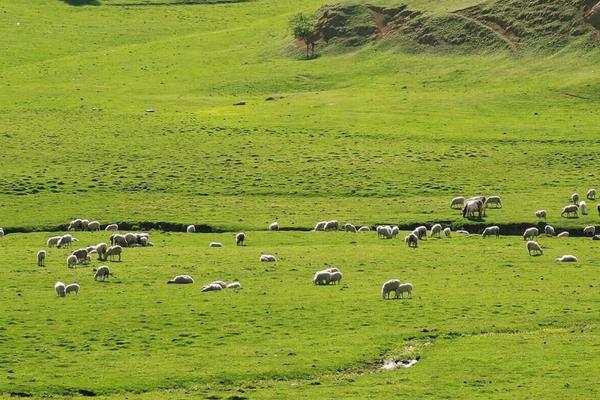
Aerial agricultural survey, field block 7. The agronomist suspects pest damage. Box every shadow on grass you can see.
[61,0,101,5]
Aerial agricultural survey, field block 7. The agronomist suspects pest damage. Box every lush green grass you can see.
[1,230,598,398]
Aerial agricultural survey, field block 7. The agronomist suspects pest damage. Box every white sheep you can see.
[462,199,484,219]
[0,227,4,237]
[414,226,427,240]
[556,255,577,263]
[67,254,77,268]
[357,226,370,232]
[209,242,223,248]
[587,188,596,200]
[55,281,66,297]
[105,245,122,261]
[583,225,596,236]
[484,196,502,208]
[96,242,108,260]
[201,283,223,292]
[344,223,357,233]
[71,248,90,264]
[522,227,539,241]
[450,196,465,209]
[391,226,400,238]
[236,232,245,246]
[395,283,413,298]
[526,241,543,256]
[260,254,276,262]
[313,270,332,285]
[167,275,194,284]
[124,233,138,247]
[377,225,393,239]
[456,229,470,235]
[430,224,442,238]
[381,279,401,299]
[47,236,61,247]
[186,225,196,233]
[314,221,327,231]
[81,219,90,230]
[65,283,80,295]
[535,210,547,220]
[443,227,451,237]
[87,221,101,231]
[325,267,340,273]
[561,204,578,217]
[210,280,227,288]
[482,226,500,238]
[571,192,579,204]
[269,222,279,231]
[330,271,343,285]
[557,231,570,238]
[93,265,112,281]
[110,234,128,247]
[324,220,339,231]
[227,281,242,289]
[67,219,83,231]
[105,223,118,231]
[579,201,588,215]
[57,234,78,248]
[37,250,46,267]
[405,233,418,248]
[592,235,600,241]
[544,225,555,236]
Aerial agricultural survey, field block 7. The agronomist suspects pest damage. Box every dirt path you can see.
[451,12,521,53]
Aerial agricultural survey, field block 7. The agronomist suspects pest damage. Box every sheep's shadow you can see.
[61,0,101,6]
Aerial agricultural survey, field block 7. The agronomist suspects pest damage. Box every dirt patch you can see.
[382,358,418,370]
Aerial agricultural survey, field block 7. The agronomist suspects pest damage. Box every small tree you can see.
[289,13,318,59]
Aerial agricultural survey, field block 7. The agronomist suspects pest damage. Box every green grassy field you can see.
[1,0,600,398]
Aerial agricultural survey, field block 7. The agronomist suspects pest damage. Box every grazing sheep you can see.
[414,226,427,240]
[381,279,401,300]
[579,201,588,215]
[405,233,418,248]
[209,242,223,248]
[443,227,451,237]
[391,226,400,238]
[377,225,393,239]
[462,200,483,219]
[587,188,596,200]
[55,281,66,297]
[124,233,139,247]
[467,195,486,203]
[86,245,97,254]
[201,283,222,292]
[67,254,77,268]
[0,227,4,237]
[314,221,327,231]
[313,270,332,285]
[583,225,596,237]
[430,224,442,238]
[210,280,227,288]
[269,222,279,231]
[544,225,555,237]
[325,267,340,273]
[557,231,570,238]
[57,234,78,249]
[138,236,150,247]
[81,219,90,230]
[186,225,196,233]
[484,196,502,208]
[260,254,276,262]
[37,250,46,267]
[95,242,108,259]
[67,219,84,231]
[105,245,122,261]
[555,255,577,263]
[330,271,343,285]
[235,232,245,246]
[450,196,465,209]
[535,210,547,220]
[110,234,127,247]
[526,241,543,256]
[47,236,62,247]
[358,226,370,232]
[87,221,101,231]
[227,281,242,289]
[93,265,112,281]
[592,235,600,241]
[523,227,539,241]
[324,220,339,231]
[71,248,89,264]
[571,193,579,204]
[482,226,500,238]
[395,283,413,298]
[105,223,118,231]
[65,283,80,295]
[561,204,579,218]
[344,223,357,233]
[167,275,194,284]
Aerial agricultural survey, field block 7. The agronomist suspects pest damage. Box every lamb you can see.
[235,232,245,246]
[209,242,223,248]
[314,221,327,231]
[561,204,579,218]
[522,227,539,241]
[395,283,413,298]
[55,281,66,297]
[87,221,101,231]
[555,255,577,263]
[260,254,276,262]
[357,226,370,232]
[587,188,596,200]
[430,224,442,238]
[227,281,242,289]
[105,245,122,261]
[186,225,196,233]
[67,254,78,268]
[201,283,223,292]
[329,271,343,285]
[269,222,279,231]
[482,226,500,238]
[47,236,62,247]
[405,233,418,248]
[65,283,80,295]
[583,225,596,237]
[557,231,570,238]
[344,223,357,233]
[324,220,339,231]
[450,196,465,209]
[579,201,588,215]
[462,200,483,219]
[484,196,502,208]
[37,250,46,267]
[414,226,427,240]
[105,223,118,231]
[535,210,547,220]
[443,227,451,237]
[526,241,543,256]
[110,234,128,247]
[93,265,112,281]
[313,270,332,285]
[544,225,555,237]
[381,279,401,299]
[167,275,194,284]
[571,192,579,204]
